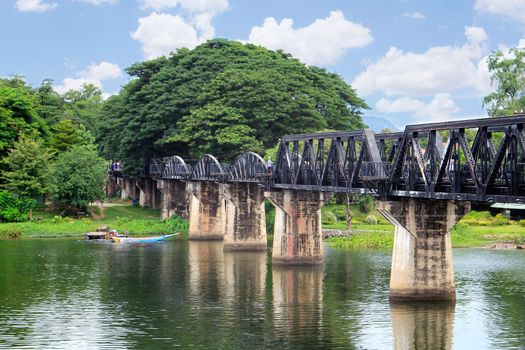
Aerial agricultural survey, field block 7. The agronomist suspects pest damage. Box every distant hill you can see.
[363,116,399,132]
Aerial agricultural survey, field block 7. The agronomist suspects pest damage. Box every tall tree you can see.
[0,79,48,161]
[35,79,64,126]
[2,135,51,199]
[98,39,367,175]
[484,47,525,116]
[49,144,106,209]
[63,83,104,132]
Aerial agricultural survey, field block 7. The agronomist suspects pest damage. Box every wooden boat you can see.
[111,233,179,243]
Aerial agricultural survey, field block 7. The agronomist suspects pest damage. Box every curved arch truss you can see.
[162,156,192,180]
[191,154,228,181]
[228,152,268,183]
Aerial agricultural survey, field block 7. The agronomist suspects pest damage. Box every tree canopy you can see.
[484,47,525,116]
[97,39,368,175]
[49,145,106,209]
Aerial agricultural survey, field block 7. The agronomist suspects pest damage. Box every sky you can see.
[1,0,525,128]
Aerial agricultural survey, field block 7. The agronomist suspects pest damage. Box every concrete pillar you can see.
[157,179,189,220]
[187,181,226,240]
[137,178,148,207]
[391,302,455,350]
[377,198,470,301]
[266,190,330,265]
[119,177,129,200]
[137,178,161,209]
[223,183,267,251]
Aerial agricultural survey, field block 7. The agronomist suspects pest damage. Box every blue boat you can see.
[111,233,179,244]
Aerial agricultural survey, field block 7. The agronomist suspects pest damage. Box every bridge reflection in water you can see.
[272,266,324,346]
[390,302,455,350]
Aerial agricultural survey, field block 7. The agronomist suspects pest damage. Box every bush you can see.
[493,213,510,226]
[364,215,378,225]
[322,210,337,225]
[0,191,36,222]
[452,222,470,235]
[357,195,374,213]
[519,219,525,227]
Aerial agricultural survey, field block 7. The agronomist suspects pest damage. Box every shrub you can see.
[357,195,374,213]
[0,191,36,222]
[322,210,337,225]
[364,215,378,225]
[493,213,510,226]
[519,219,525,227]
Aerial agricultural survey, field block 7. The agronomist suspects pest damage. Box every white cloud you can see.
[353,26,490,97]
[248,10,373,66]
[77,0,118,4]
[131,12,209,58]
[402,12,426,20]
[376,97,426,113]
[475,0,525,24]
[376,93,459,122]
[15,0,57,12]
[139,0,228,14]
[54,61,122,94]
[133,0,227,58]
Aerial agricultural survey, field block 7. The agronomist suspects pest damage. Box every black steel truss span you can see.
[389,114,525,203]
[138,114,525,203]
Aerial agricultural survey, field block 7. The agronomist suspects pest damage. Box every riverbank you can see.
[0,202,188,239]
[324,206,525,249]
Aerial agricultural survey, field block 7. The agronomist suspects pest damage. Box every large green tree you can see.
[49,145,106,208]
[484,47,525,116]
[97,39,367,175]
[2,135,51,199]
[0,78,48,161]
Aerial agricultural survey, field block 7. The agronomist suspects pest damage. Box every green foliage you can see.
[49,145,106,208]
[322,210,337,225]
[0,191,36,222]
[364,215,378,225]
[48,119,94,154]
[171,104,262,160]
[0,78,48,162]
[494,213,510,226]
[2,135,51,198]
[484,47,525,116]
[357,195,374,213]
[62,84,103,133]
[326,232,394,249]
[97,39,367,174]
[519,219,525,227]
[265,200,275,236]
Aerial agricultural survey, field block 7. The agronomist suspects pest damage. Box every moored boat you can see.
[111,233,179,243]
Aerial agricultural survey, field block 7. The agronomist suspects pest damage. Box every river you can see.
[0,240,524,349]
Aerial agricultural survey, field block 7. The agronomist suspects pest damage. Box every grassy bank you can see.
[0,202,188,239]
[323,204,525,249]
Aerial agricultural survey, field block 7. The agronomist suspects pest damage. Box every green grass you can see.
[323,205,525,249]
[0,204,188,239]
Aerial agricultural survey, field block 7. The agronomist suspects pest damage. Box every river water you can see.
[0,240,524,349]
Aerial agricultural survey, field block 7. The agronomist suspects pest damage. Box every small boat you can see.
[111,233,179,244]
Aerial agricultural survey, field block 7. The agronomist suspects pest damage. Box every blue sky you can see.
[2,0,525,128]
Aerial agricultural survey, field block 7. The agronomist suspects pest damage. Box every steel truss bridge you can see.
[131,115,525,203]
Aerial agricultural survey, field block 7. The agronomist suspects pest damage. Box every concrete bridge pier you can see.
[187,181,226,240]
[118,177,139,200]
[377,198,470,301]
[223,183,267,251]
[156,179,189,220]
[137,177,161,209]
[266,190,330,265]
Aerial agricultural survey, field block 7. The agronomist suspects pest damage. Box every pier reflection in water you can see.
[272,266,324,348]
[390,302,455,350]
